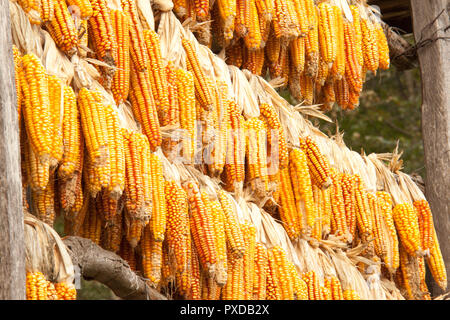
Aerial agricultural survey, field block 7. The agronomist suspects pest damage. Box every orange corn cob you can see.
[88,0,116,62]
[392,203,422,257]
[46,0,78,55]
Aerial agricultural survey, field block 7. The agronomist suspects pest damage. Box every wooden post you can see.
[410,0,449,295]
[0,0,25,300]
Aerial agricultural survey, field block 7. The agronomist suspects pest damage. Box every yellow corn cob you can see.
[289,37,306,73]
[193,0,209,20]
[13,46,23,122]
[253,243,268,300]
[129,64,162,151]
[354,175,373,241]
[17,0,39,14]
[223,249,245,300]
[329,168,349,239]
[88,0,116,62]
[245,118,269,195]
[46,0,78,54]
[393,203,422,257]
[105,105,125,199]
[33,177,55,225]
[426,227,447,290]
[243,0,263,50]
[329,6,345,81]
[266,248,282,300]
[243,48,265,75]
[256,0,271,44]
[302,270,320,300]
[122,130,145,219]
[377,191,399,271]
[83,151,102,197]
[54,282,76,300]
[235,0,249,37]
[343,289,361,300]
[175,68,196,163]
[291,0,309,36]
[208,197,228,286]
[341,174,357,238]
[288,263,308,300]
[361,18,379,73]
[265,34,282,67]
[374,21,390,69]
[218,190,245,259]
[165,181,191,296]
[99,198,123,253]
[183,181,218,277]
[311,185,323,240]
[413,199,434,253]
[299,137,332,190]
[189,242,203,299]
[110,9,130,104]
[216,0,236,40]
[272,246,294,300]
[318,2,337,67]
[418,256,430,299]
[226,40,244,68]
[304,4,319,77]
[343,20,363,93]
[149,153,166,242]
[58,86,81,179]
[255,0,273,23]
[82,198,103,245]
[279,166,302,240]
[289,148,316,234]
[299,73,314,105]
[273,0,299,39]
[26,271,48,300]
[222,100,246,193]
[143,29,171,126]
[39,0,54,23]
[141,224,163,287]
[20,53,53,163]
[320,285,332,300]
[368,193,389,260]
[182,39,215,111]
[120,0,148,72]
[350,5,363,67]
[241,222,257,299]
[165,62,180,126]
[334,77,349,109]
[47,76,63,166]
[325,276,344,300]
[78,88,109,166]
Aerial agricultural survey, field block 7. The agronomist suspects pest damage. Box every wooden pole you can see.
[410,0,450,296]
[0,0,26,300]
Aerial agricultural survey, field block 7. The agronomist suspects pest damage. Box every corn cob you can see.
[193,0,209,21]
[245,118,269,195]
[149,153,166,242]
[368,192,389,261]
[426,227,447,290]
[398,243,421,300]
[20,53,53,163]
[110,9,130,104]
[46,0,78,54]
[129,63,162,151]
[299,72,314,105]
[99,199,123,253]
[141,224,163,287]
[33,176,56,225]
[105,105,125,199]
[253,243,268,300]
[165,181,191,296]
[341,174,357,239]
[176,68,196,163]
[183,181,218,277]
[226,40,244,68]
[320,285,332,300]
[88,0,116,63]
[235,0,249,37]
[82,198,103,245]
[189,243,202,300]
[325,276,344,300]
[318,2,337,67]
[119,236,137,271]
[291,0,309,36]
[311,185,323,240]
[377,191,399,271]
[272,0,298,39]
[289,37,306,73]
[329,168,349,239]
[288,263,308,300]
[354,175,373,242]
[272,246,294,300]
[173,0,189,20]
[241,222,256,299]
[256,0,271,44]
[216,0,236,41]
[350,5,363,67]
[164,62,180,127]
[78,88,109,167]
[243,0,263,50]
[302,270,320,300]
[343,20,362,93]
[374,21,390,69]
[418,256,430,299]
[334,77,349,109]
[26,272,49,300]
[13,46,23,123]
[299,137,332,190]
[289,148,316,235]
[413,199,434,253]
[182,38,215,111]
[304,4,319,77]
[392,203,422,257]
[330,5,345,80]
[47,76,64,167]
[222,249,245,300]
[58,85,81,179]
[243,48,265,76]
[24,135,50,192]
[266,248,282,300]
[279,166,301,240]
[361,18,379,73]
[343,289,361,300]
[54,282,76,300]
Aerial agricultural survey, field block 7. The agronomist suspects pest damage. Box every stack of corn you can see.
[10,0,445,301]
[173,0,390,111]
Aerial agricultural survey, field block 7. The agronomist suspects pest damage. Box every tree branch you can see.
[62,236,168,300]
